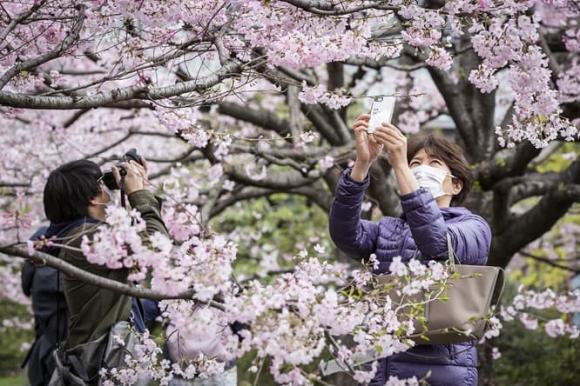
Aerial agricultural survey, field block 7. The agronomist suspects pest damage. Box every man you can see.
[43,156,168,384]
[21,226,68,386]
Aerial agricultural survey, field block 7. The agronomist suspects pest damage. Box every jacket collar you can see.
[42,217,100,256]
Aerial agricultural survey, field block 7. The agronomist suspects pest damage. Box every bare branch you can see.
[231,142,354,162]
[209,181,332,218]
[477,142,542,191]
[279,0,397,15]
[287,84,302,146]
[323,106,351,144]
[301,104,342,145]
[508,173,562,203]
[491,159,580,267]
[217,101,292,138]
[0,181,30,188]
[519,250,580,274]
[224,163,323,190]
[277,66,316,85]
[539,30,562,84]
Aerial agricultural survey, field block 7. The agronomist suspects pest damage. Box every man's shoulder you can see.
[62,222,102,248]
[59,222,103,271]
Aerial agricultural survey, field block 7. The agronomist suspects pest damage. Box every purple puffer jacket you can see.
[329,168,492,386]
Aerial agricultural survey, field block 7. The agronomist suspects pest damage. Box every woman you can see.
[329,114,492,385]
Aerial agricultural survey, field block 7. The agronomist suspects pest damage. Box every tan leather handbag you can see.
[377,233,505,345]
[320,234,505,376]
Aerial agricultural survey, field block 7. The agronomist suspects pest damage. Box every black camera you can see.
[101,148,142,190]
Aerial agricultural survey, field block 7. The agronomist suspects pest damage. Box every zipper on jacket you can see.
[448,344,456,360]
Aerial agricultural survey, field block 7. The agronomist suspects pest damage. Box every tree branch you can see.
[230,142,355,162]
[519,250,580,274]
[323,106,351,145]
[0,4,86,89]
[0,245,224,309]
[0,0,47,43]
[224,163,322,190]
[287,84,302,146]
[209,182,332,218]
[367,160,400,217]
[477,141,542,191]
[491,159,580,267]
[508,173,562,203]
[217,101,291,138]
[301,104,342,145]
[428,65,478,157]
[0,61,242,109]
[539,30,562,85]
[279,0,397,15]
[0,181,30,188]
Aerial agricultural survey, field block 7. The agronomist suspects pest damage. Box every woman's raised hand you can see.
[353,114,383,166]
[350,114,384,182]
[372,123,408,168]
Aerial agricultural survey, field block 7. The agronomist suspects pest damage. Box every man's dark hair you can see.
[407,134,473,206]
[43,160,103,223]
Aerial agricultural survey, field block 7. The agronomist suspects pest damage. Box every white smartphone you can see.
[367,96,396,134]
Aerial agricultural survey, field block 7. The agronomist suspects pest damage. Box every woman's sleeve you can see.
[329,168,379,259]
[401,187,491,265]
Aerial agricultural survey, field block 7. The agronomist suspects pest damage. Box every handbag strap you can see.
[446,232,459,269]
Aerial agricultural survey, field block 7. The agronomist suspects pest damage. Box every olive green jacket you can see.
[59,190,169,348]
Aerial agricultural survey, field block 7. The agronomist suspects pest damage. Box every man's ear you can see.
[452,178,463,196]
[88,193,101,207]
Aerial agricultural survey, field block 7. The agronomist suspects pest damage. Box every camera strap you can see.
[120,174,127,208]
[57,269,60,349]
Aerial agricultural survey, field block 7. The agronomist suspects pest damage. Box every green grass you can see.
[0,374,27,386]
[0,299,34,378]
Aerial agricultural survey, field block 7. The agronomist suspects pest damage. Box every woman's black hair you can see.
[43,160,103,223]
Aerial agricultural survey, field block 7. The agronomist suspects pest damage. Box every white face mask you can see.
[411,164,455,199]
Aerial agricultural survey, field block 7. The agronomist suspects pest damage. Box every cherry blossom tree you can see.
[1,0,579,385]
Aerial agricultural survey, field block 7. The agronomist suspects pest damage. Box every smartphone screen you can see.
[367,97,396,133]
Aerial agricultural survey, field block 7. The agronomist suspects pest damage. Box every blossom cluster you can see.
[501,286,580,339]
[1,0,578,159]
[298,83,352,110]
[80,205,236,301]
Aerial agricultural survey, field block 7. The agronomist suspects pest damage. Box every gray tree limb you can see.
[0,61,242,109]
[491,159,580,267]
[0,245,225,309]
[0,4,86,89]
[217,101,292,139]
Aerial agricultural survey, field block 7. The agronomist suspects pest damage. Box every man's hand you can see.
[372,123,408,169]
[112,156,149,195]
